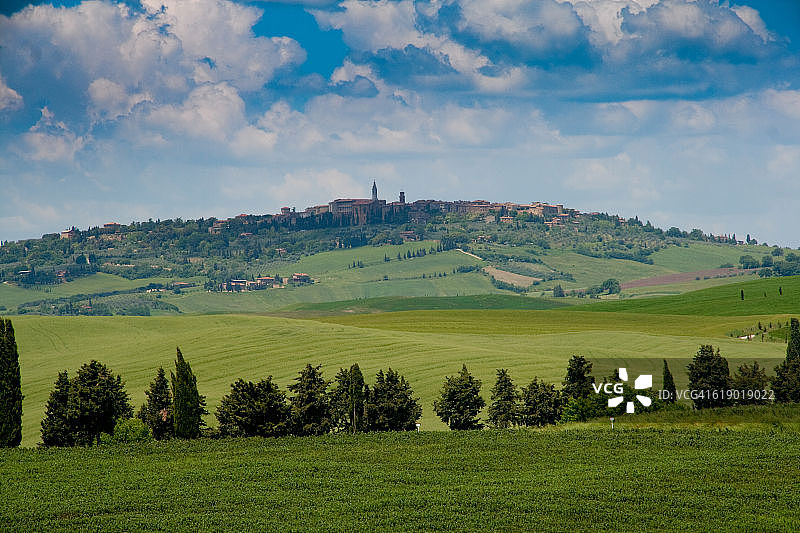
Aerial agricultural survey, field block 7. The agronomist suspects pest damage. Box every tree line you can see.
[3,315,800,447]
[38,351,423,446]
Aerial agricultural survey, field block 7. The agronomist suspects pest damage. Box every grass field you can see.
[166,272,500,313]
[649,242,770,272]
[284,294,569,314]
[2,428,799,531]
[11,307,789,446]
[621,273,759,298]
[583,275,800,315]
[0,273,201,309]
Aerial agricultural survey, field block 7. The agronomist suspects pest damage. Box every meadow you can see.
[12,300,789,446]
[1,428,799,531]
[583,275,800,315]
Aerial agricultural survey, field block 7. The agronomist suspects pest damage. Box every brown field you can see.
[483,266,540,288]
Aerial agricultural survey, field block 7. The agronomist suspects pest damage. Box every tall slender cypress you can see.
[0,319,23,447]
[171,347,205,439]
[662,360,677,404]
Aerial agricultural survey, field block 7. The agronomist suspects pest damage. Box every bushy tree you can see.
[365,368,422,432]
[41,362,132,446]
[562,355,594,400]
[69,360,133,445]
[519,377,562,427]
[171,348,206,439]
[433,364,485,430]
[330,364,367,433]
[774,319,800,403]
[560,394,607,423]
[662,360,677,404]
[101,418,153,445]
[0,318,23,447]
[730,361,770,405]
[288,364,331,436]
[216,377,289,437]
[687,345,730,409]
[40,371,74,447]
[138,366,173,440]
[487,369,519,429]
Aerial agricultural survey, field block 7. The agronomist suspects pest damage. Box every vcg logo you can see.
[592,368,652,414]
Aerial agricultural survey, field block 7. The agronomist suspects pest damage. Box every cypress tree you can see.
[773,318,800,403]
[787,318,800,362]
[662,360,677,404]
[138,366,174,440]
[288,364,331,436]
[433,364,485,430]
[0,319,23,447]
[171,348,206,439]
[40,371,74,447]
[487,369,519,429]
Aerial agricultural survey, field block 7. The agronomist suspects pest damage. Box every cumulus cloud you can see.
[0,75,22,111]
[0,0,304,122]
[88,78,151,122]
[20,107,84,162]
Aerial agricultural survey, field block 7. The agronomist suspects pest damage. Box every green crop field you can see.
[11,305,790,446]
[649,242,769,272]
[582,275,800,316]
[166,272,499,314]
[620,273,759,298]
[534,250,673,289]
[2,428,799,531]
[0,273,192,309]
[284,294,569,314]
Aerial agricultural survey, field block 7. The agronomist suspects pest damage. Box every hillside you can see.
[2,198,793,316]
[582,275,800,316]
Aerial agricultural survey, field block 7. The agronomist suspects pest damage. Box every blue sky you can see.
[1,0,800,245]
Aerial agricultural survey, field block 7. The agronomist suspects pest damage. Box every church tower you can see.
[372,180,378,202]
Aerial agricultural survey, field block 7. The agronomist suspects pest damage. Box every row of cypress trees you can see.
[0,318,22,447]
[41,347,205,446]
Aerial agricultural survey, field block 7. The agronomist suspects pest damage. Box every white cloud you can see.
[731,5,773,42]
[768,145,800,180]
[147,82,247,142]
[20,107,84,162]
[88,78,151,122]
[566,152,658,203]
[0,75,22,112]
[0,0,304,118]
[269,168,365,204]
[764,89,800,119]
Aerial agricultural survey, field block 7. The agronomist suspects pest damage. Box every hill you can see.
[2,199,792,316]
[2,429,799,531]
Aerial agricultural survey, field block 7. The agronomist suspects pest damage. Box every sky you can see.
[1,0,800,246]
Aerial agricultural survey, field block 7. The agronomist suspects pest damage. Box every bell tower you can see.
[371,180,378,202]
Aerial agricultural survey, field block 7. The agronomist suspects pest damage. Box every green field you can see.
[583,275,800,316]
[12,304,789,446]
[2,428,799,531]
[0,273,200,309]
[284,294,569,314]
[649,242,769,272]
[621,273,759,298]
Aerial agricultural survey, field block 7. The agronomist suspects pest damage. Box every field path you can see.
[483,266,540,288]
[456,249,483,260]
